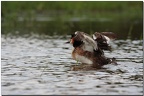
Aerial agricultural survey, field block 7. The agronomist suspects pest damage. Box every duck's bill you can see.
[65,41,70,43]
[66,39,74,44]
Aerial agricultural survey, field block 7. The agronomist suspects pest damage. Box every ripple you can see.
[1,36,143,95]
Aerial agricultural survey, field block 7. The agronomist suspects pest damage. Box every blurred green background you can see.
[1,1,143,39]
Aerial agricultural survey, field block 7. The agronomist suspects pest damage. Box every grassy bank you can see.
[1,1,143,39]
[2,1,142,19]
[2,1,142,12]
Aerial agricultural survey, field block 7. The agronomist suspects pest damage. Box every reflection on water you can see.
[1,35,143,95]
[2,16,143,40]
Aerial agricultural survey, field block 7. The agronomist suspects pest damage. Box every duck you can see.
[93,32,117,51]
[68,31,117,68]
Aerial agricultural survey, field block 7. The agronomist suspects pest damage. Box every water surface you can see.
[1,35,143,95]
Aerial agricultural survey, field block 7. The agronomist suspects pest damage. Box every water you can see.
[2,15,143,39]
[1,35,143,95]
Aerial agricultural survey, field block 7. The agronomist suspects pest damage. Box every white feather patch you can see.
[83,34,98,51]
[82,44,94,52]
[93,34,97,40]
[75,31,78,34]
[75,54,93,64]
[104,36,110,44]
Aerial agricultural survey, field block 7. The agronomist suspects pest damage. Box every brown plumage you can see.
[72,46,111,68]
[93,32,117,51]
[69,31,116,69]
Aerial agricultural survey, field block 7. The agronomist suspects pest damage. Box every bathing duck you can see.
[69,31,116,68]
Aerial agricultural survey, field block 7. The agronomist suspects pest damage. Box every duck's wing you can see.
[101,32,117,40]
[82,32,98,51]
[74,31,98,51]
[75,31,103,55]
[83,32,105,55]
[92,32,116,51]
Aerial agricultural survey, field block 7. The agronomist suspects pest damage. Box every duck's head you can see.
[66,31,84,47]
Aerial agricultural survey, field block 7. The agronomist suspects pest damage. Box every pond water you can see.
[2,16,143,40]
[1,35,143,95]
